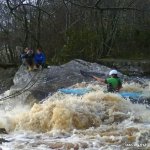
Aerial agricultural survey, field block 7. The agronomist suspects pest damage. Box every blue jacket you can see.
[34,52,46,64]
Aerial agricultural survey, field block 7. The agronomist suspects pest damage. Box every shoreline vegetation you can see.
[0,58,150,76]
[0,1,149,66]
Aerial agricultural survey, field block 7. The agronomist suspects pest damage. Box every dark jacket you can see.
[21,50,34,59]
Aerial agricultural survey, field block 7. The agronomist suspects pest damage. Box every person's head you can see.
[24,47,29,52]
[36,48,42,54]
[109,70,118,77]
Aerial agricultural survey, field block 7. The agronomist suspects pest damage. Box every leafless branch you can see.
[67,0,146,12]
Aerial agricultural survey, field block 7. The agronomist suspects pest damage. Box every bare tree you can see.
[0,0,149,64]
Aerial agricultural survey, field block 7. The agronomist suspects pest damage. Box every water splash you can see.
[0,81,150,149]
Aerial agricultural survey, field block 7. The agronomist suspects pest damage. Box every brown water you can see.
[0,81,150,150]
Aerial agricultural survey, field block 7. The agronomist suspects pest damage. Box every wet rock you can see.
[0,128,8,134]
[136,131,150,145]
[0,67,17,94]
[25,94,39,106]
[48,142,63,149]
[48,142,86,149]
[74,144,79,150]
[0,138,9,144]
[65,143,77,149]
[81,143,89,149]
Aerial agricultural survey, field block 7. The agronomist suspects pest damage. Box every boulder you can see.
[10,59,117,103]
[0,128,7,134]
[0,67,17,94]
[0,138,9,144]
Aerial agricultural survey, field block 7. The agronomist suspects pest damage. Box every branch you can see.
[95,0,103,8]
[6,0,13,12]
[68,0,146,12]
[5,0,64,38]
[6,0,63,17]
[12,3,55,16]
[63,0,70,12]
[127,0,137,7]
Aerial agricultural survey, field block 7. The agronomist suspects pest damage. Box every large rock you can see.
[0,128,7,134]
[4,59,119,104]
[0,67,17,94]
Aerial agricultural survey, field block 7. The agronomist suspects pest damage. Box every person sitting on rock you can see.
[20,47,34,71]
[93,70,122,92]
[34,48,46,69]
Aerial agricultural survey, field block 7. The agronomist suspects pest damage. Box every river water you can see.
[0,79,150,150]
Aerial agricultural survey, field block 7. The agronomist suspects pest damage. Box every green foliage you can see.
[112,26,150,59]
[50,25,150,65]
[51,27,102,64]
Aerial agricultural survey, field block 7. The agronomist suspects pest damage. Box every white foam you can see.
[0,80,150,149]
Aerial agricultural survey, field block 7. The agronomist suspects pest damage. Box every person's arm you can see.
[93,76,105,83]
[117,79,122,91]
[114,78,122,92]
[41,53,46,64]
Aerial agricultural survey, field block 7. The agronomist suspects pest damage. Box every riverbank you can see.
[97,59,150,76]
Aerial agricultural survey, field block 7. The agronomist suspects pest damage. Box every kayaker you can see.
[93,70,122,92]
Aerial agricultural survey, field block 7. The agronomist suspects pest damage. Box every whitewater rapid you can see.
[0,81,150,150]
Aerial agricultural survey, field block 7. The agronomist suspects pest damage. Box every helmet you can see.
[109,70,118,76]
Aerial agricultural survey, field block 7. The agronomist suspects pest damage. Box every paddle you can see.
[80,70,93,78]
[80,70,106,78]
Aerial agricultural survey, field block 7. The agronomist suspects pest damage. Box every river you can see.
[0,79,150,150]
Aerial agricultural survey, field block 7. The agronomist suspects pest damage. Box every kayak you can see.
[58,87,150,105]
[59,88,142,97]
[120,92,150,106]
[59,88,142,100]
[58,87,150,106]
[58,88,92,96]
[119,92,142,99]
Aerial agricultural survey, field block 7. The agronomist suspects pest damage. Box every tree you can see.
[0,0,149,64]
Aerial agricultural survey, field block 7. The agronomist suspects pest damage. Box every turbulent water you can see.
[0,80,150,150]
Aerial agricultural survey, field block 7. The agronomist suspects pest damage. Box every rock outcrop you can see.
[11,59,115,102]
[0,67,17,94]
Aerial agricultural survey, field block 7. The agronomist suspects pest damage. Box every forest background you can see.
[0,0,150,65]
